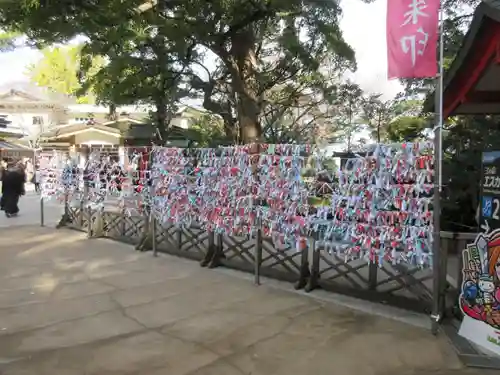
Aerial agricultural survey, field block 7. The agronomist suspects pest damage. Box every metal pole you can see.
[40,197,45,226]
[35,150,45,227]
[431,4,445,335]
[152,214,157,257]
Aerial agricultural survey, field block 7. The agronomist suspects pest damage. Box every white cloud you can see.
[341,0,403,99]
[0,36,88,85]
[0,47,41,83]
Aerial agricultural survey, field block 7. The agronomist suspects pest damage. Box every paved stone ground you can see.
[0,191,61,228]
[0,226,495,375]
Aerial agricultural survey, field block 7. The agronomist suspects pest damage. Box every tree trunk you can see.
[376,111,381,143]
[238,95,260,143]
[229,30,261,144]
[108,103,117,121]
[155,94,167,143]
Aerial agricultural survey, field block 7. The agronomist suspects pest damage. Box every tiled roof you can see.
[42,123,121,139]
[0,140,30,149]
[0,81,76,104]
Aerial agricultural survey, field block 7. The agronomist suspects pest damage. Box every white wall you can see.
[171,117,189,129]
[74,130,120,145]
[0,112,51,137]
[67,104,152,114]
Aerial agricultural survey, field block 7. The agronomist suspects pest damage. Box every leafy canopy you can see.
[26,45,105,103]
[0,0,372,142]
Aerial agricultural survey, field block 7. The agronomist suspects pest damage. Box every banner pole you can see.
[431,3,445,335]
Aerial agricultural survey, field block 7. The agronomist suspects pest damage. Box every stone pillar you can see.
[78,146,86,169]
[69,145,77,164]
[119,146,126,167]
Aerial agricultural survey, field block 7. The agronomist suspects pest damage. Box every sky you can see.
[0,1,402,99]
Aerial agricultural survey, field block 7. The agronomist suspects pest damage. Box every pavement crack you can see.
[107,293,153,332]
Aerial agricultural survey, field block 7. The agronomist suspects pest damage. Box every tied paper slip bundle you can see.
[312,142,434,267]
[38,149,153,216]
[38,142,435,267]
[39,151,82,203]
[150,144,315,245]
[83,150,151,214]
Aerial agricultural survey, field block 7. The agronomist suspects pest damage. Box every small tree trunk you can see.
[108,103,117,121]
[238,95,261,143]
[154,88,169,144]
[376,111,381,143]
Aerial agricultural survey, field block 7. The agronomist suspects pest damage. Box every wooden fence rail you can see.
[59,204,470,315]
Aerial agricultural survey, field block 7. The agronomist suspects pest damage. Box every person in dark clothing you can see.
[2,162,25,217]
[33,164,41,193]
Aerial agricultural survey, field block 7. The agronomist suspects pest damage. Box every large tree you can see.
[260,60,345,144]
[385,116,428,143]
[362,96,423,143]
[0,0,368,143]
[334,82,364,151]
[166,0,359,143]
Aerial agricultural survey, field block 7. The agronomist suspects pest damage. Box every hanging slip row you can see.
[37,142,434,267]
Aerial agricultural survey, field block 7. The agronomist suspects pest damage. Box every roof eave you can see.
[424,1,500,113]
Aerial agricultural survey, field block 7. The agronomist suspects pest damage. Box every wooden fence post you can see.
[296,237,311,289]
[120,207,126,237]
[136,208,151,252]
[254,229,263,285]
[92,207,105,238]
[208,232,225,269]
[86,207,93,238]
[200,231,215,267]
[56,190,71,228]
[304,236,320,292]
[368,262,378,290]
[176,225,182,250]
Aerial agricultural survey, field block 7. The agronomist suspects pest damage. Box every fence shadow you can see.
[59,205,463,316]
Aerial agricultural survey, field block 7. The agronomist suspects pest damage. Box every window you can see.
[0,115,10,128]
[32,116,44,125]
[74,117,90,123]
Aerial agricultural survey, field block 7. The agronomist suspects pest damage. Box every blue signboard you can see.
[479,152,500,231]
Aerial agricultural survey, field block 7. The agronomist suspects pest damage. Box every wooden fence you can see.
[57,203,474,316]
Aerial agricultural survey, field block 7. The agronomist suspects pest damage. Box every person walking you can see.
[33,165,40,193]
[2,160,25,217]
[0,158,7,211]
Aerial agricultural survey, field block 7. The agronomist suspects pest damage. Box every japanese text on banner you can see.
[387,0,440,79]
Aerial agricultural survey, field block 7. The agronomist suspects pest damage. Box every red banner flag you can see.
[387,0,440,79]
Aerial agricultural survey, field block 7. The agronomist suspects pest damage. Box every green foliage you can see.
[331,82,364,151]
[260,66,343,145]
[441,116,500,231]
[178,0,360,143]
[361,95,417,142]
[189,113,229,147]
[0,30,21,51]
[0,0,376,143]
[385,116,428,143]
[26,45,105,103]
